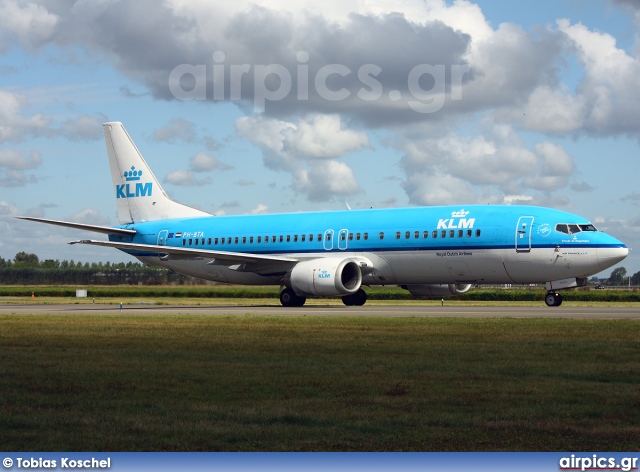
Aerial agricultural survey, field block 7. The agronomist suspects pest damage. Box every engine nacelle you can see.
[287,258,362,296]
[402,283,472,297]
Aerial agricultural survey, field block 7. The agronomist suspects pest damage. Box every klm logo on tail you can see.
[116,166,152,199]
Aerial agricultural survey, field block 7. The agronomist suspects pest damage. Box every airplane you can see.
[18,122,628,307]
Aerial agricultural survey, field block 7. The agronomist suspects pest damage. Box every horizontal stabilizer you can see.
[68,239,299,266]
[16,216,136,236]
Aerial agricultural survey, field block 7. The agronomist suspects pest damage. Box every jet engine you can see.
[401,283,472,297]
[286,258,362,296]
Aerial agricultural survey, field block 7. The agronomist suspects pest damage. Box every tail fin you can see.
[104,122,211,224]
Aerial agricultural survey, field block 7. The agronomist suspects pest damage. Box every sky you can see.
[0,0,639,279]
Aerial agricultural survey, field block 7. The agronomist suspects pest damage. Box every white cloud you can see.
[68,208,111,226]
[398,122,576,205]
[164,170,211,186]
[248,203,269,214]
[0,0,58,52]
[152,118,197,143]
[280,114,371,159]
[294,160,360,201]
[0,89,49,143]
[189,151,231,172]
[0,149,42,170]
[237,113,367,201]
[61,115,105,141]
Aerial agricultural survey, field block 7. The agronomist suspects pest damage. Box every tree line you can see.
[1,251,638,286]
[0,252,209,285]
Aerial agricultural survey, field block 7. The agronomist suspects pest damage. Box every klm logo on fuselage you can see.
[437,209,475,229]
[116,165,152,199]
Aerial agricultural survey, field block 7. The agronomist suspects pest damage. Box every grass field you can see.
[1,314,638,451]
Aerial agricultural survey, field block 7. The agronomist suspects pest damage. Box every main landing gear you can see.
[342,288,367,306]
[278,288,368,307]
[545,291,563,307]
[279,288,306,307]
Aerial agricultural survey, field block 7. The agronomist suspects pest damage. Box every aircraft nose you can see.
[597,234,629,271]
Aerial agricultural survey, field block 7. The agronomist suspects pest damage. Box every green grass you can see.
[1,315,639,451]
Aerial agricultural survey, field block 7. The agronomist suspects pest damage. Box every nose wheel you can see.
[545,291,563,307]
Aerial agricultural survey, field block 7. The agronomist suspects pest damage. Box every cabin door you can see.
[515,217,534,252]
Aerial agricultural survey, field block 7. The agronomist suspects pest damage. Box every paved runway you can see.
[0,303,638,319]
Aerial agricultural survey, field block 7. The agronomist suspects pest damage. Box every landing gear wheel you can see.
[342,294,355,306]
[280,288,306,307]
[342,289,367,307]
[545,291,563,307]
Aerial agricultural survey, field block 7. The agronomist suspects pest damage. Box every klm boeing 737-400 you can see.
[19,122,628,307]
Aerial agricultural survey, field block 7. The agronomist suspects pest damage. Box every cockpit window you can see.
[556,223,598,235]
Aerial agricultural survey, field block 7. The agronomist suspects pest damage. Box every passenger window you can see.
[396,232,401,239]
[432,230,438,238]
[475,229,481,237]
[414,231,419,239]
[279,235,283,242]
[228,237,232,244]
[326,234,331,241]
[317,234,322,241]
[242,237,246,244]
[286,235,290,242]
[272,236,276,243]
[466,230,472,238]
[208,238,211,245]
[449,230,454,238]
[356,233,361,240]
[189,239,193,245]
[441,230,446,238]
[309,234,313,241]
[340,233,346,241]
[265,235,269,243]
[293,235,297,242]
[379,232,384,240]
[423,231,428,238]
[364,232,368,240]
[257,236,261,243]
[233,237,237,244]
[201,238,205,245]
[348,233,353,241]
[458,230,463,238]
[405,231,410,239]
[182,239,186,246]
[301,234,306,242]
[194,239,198,246]
[221,238,224,245]
[250,236,253,243]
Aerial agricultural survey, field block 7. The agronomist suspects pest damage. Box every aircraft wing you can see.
[16,217,136,236]
[68,239,300,266]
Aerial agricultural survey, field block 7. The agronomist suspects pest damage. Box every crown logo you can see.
[451,209,470,217]
[123,166,142,182]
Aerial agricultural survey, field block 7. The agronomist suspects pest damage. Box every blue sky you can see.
[0,0,638,279]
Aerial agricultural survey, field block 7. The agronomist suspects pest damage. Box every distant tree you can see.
[609,267,627,285]
[632,271,640,286]
[14,252,39,265]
